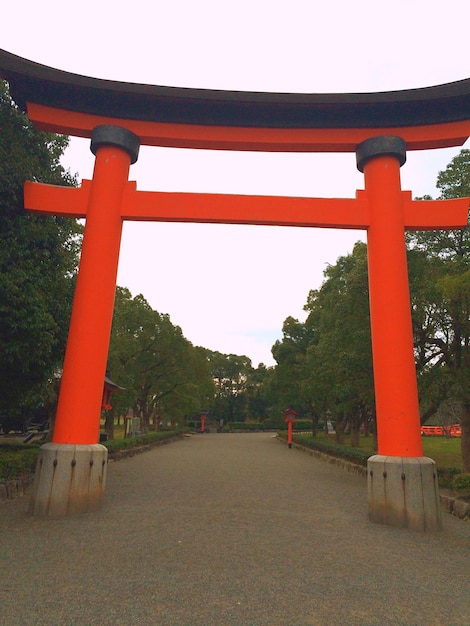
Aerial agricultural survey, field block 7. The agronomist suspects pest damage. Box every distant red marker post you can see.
[200,410,209,434]
[284,408,298,449]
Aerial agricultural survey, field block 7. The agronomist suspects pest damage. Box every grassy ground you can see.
[298,432,463,470]
[421,436,463,469]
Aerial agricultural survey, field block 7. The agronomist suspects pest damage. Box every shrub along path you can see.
[0,433,469,625]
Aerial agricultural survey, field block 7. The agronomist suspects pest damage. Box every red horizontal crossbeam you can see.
[24,181,469,231]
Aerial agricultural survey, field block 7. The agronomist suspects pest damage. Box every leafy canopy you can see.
[0,81,81,414]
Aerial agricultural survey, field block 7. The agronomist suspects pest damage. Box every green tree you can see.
[270,315,317,427]
[205,351,253,424]
[0,81,81,421]
[107,288,213,434]
[267,242,374,445]
[303,242,374,445]
[244,363,272,422]
[407,149,470,470]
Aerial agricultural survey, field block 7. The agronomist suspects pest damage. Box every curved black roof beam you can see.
[1,49,469,152]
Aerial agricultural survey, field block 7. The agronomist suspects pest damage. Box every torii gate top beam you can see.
[1,49,470,152]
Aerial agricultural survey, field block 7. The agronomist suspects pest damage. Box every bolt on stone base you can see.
[367,455,442,532]
[29,443,108,517]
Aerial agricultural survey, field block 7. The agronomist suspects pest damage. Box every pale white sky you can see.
[3,1,470,366]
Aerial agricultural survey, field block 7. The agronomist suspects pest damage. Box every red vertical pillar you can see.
[357,136,423,457]
[53,126,139,444]
[287,421,293,448]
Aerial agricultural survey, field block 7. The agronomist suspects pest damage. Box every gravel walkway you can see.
[1,433,469,625]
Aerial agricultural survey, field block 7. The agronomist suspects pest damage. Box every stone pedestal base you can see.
[367,455,442,532]
[29,443,108,517]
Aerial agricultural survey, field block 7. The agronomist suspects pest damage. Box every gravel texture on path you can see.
[1,433,469,625]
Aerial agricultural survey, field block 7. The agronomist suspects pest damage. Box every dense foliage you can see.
[268,242,374,444]
[106,288,215,434]
[407,149,470,469]
[106,293,273,433]
[0,81,81,422]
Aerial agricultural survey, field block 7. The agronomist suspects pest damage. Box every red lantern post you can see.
[284,408,298,448]
[200,410,209,434]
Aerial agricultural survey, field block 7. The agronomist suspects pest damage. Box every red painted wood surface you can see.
[52,145,131,444]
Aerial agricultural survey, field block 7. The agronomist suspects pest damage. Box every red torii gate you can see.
[1,50,469,528]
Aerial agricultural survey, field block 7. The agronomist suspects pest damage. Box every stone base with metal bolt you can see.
[28,443,108,517]
[367,455,442,531]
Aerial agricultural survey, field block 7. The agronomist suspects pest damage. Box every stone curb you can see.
[0,434,185,504]
[280,436,470,522]
[285,438,368,479]
[106,434,185,462]
[0,474,35,502]
[439,490,470,521]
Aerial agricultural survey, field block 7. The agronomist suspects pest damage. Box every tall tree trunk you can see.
[311,416,317,438]
[372,414,378,453]
[104,409,115,440]
[138,388,151,434]
[335,414,346,445]
[350,423,360,447]
[43,377,60,442]
[461,402,470,473]
[309,405,319,438]
[140,413,150,434]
